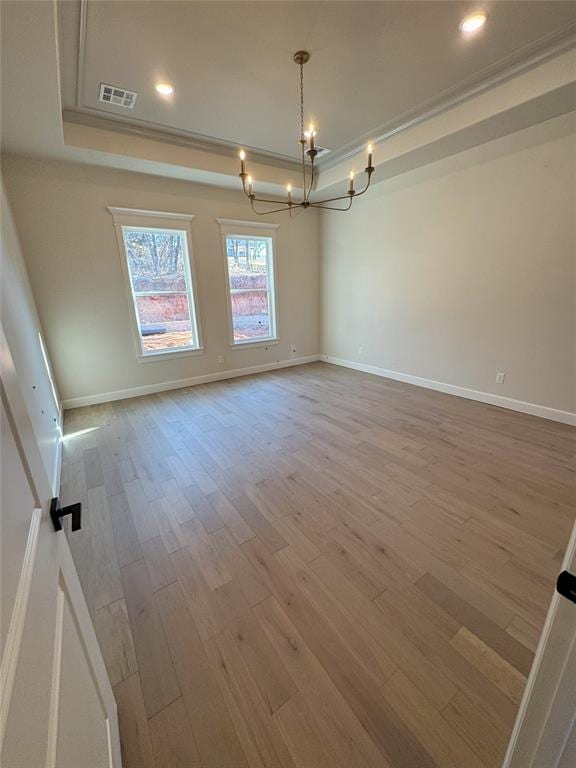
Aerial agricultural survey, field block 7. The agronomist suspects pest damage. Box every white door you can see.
[504,518,576,768]
[0,323,121,768]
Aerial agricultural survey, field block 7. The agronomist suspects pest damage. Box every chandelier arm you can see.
[309,198,354,212]
[310,192,354,205]
[311,170,373,206]
[250,194,297,205]
[352,173,374,197]
[249,198,295,216]
[251,207,293,215]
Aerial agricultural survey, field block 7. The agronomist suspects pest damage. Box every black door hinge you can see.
[50,497,82,532]
[556,570,576,606]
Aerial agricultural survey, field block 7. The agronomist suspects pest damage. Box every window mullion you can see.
[228,288,269,294]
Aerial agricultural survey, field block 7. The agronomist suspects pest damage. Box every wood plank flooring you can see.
[60,362,576,768]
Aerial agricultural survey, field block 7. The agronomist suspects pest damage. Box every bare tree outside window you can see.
[123,227,199,353]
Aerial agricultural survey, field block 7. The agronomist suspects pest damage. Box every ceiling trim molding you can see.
[318,23,576,170]
[62,109,302,171]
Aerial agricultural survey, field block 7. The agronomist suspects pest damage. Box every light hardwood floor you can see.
[60,362,575,768]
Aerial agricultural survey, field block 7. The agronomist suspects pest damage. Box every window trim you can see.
[216,218,280,349]
[108,207,203,360]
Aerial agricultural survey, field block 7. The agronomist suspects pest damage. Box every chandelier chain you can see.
[299,61,304,139]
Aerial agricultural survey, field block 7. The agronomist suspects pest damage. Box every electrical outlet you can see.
[290,345,297,356]
[496,371,506,384]
[217,354,224,364]
[358,346,364,355]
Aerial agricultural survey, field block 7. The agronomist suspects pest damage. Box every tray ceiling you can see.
[59,1,576,162]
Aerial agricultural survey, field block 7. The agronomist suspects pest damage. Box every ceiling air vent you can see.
[98,83,138,109]
[314,146,331,159]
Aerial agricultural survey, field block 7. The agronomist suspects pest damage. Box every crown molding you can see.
[318,23,576,170]
[62,109,302,171]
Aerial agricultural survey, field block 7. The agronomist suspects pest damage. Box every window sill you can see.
[138,346,204,363]
[229,338,279,350]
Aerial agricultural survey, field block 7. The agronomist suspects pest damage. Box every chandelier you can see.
[238,51,374,214]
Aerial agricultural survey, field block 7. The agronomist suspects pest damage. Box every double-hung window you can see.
[217,219,279,346]
[109,208,202,359]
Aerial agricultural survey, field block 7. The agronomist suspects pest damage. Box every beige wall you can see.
[3,113,574,416]
[1,158,320,404]
[321,114,576,414]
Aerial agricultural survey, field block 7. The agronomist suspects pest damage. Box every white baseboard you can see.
[323,355,576,427]
[62,355,321,409]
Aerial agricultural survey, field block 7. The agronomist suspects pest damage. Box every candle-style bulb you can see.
[308,123,316,150]
[287,184,292,204]
[349,171,355,193]
[247,176,253,195]
[239,149,246,175]
[367,143,373,168]
[239,149,246,160]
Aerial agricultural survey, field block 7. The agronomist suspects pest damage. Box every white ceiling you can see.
[59,0,576,161]
[1,0,575,198]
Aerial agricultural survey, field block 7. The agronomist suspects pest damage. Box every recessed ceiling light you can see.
[155,83,174,96]
[460,11,487,34]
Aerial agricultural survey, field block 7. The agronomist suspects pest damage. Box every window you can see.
[217,219,279,346]
[109,208,201,358]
